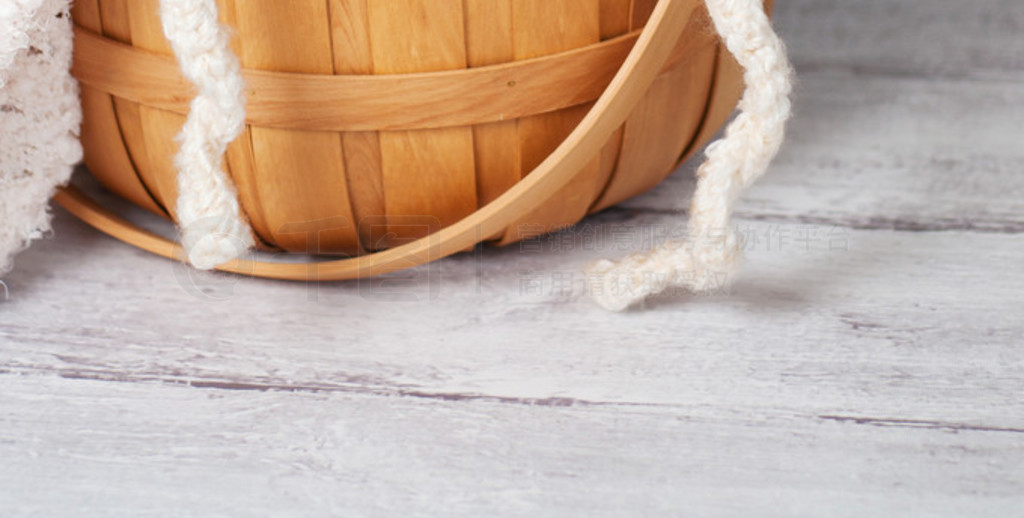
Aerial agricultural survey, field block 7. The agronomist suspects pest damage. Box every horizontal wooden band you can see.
[71,22,715,132]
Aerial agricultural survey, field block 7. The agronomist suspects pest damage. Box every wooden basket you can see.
[57,0,768,280]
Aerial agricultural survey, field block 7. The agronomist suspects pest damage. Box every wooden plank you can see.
[630,0,657,28]
[590,0,633,216]
[599,0,632,40]
[620,72,1024,231]
[594,126,625,209]
[4,216,1024,513]
[366,0,478,247]
[70,0,165,216]
[230,0,361,254]
[591,32,718,212]
[464,0,520,241]
[123,0,185,219]
[1,373,1021,516]
[497,0,605,244]
[676,44,742,167]
[337,131,386,251]
[97,0,169,215]
[5,213,1024,421]
[329,0,385,251]
[217,0,274,250]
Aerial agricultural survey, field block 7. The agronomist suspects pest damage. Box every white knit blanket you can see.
[0,0,80,276]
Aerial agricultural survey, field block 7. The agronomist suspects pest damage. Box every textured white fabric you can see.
[587,0,793,311]
[0,0,81,275]
[160,0,252,270]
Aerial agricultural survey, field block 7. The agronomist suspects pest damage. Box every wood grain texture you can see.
[367,0,478,246]
[97,0,170,216]
[497,0,605,244]
[4,0,1024,515]
[121,0,182,218]
[464,0,521,222]
[599,0,632,40]
[70,0,166,217]
[230,0,361,254]
[591,3,717,212]
[218,0,275,250]
[590,0,632,219]
[329,0,386,251]
[2,214,1023,516]
[2,372,1021,517]
[591,54,714,212]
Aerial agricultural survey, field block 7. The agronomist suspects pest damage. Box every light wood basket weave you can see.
[57,0,771,280]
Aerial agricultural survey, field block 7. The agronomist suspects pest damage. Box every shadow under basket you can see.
[56,0,771,281]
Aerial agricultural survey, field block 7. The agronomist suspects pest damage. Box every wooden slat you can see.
[70,0,165,216]
[367,0,477,246]
[593,126,625,208]
[600,0,633,40]
[591,0,635,214]
[591,5,718,212]
[678,46,742,165]
[464,0,521,242]
[329,0,385,251]
[470,120,521,210]
[679,0,775,165]
[631,0,658,28]
[96,0,169,216]
[124,0,185,219]
[217,0,275,250]
[230,0,361,255]
[497,0,605,244]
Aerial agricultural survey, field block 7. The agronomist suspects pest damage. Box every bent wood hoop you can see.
[60,0,763,280]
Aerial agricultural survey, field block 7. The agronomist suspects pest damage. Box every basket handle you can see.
[55,0,698,281]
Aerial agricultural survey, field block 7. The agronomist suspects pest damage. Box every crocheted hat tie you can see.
[159,0,253,270]
[160,0,792,310]
[587,0,794,310]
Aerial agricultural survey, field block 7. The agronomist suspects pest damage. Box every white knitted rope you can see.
[587,0,793,311]
[154,0,788,296]
[159,0,252,269]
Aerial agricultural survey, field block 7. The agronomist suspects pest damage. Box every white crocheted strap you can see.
[159,0,253,269]
[142,0,790,297]
[587,0,794,311]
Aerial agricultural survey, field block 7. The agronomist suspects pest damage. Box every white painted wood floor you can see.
[3,1,1023,516]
